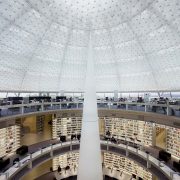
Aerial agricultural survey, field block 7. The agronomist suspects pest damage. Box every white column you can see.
[77,33,103,180]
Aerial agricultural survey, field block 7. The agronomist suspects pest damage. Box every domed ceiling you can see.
[0,0,180,92]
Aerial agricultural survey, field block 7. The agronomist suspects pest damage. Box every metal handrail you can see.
[0,100,179,108]
[0,140,179,180]
[0,100,180,119]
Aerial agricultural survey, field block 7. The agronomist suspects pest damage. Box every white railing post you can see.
[139,145,143,151]
[50,144,53,157]
[136,147,138,153]
[107,140,109,151]
[125,103,128,110]
[18,161,21,168]
[108,103,111,109]
[41,100,44,111]
[170,171,174,179]
[126,142,129,156]
[21,100,24,114]
[70,139,72,151]
[5,172,9,180]
[170,172,180,180]
[28,154,32,169]
[39,148,43,154]
[146,153,151,168]
[51,99,53,107]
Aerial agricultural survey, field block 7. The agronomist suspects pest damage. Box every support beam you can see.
[77,33,103,180]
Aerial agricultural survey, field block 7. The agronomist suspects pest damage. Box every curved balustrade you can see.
[0,101,180,120]
[53,166,133,180]
[0,141,179,180]
[103,141,180,180]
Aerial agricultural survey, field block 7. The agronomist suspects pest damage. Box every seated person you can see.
[71,134,76,140]
[106,130,111,136]
[58,165,61,173]
[104,130,111,140]
[111,136,117,143]
[77,134,81,141]
[65,165,70,170]
[65,165,70,173]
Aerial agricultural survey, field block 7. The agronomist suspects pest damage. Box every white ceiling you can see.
[0,0,180,92]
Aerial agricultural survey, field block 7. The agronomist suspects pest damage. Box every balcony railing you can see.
[0,100,180,119]
[0,140,179,180]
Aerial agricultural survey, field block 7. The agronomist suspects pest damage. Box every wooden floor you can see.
[35,173,117,180]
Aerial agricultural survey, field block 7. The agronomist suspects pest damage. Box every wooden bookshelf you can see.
[52,115,153,145]
[52,116,82,140]
[104,152,152,180]
[36,115,45,133]
[53,151,152,180]
[101,117,153,146]
[53,152,79,171]
[166,127,180,158]
[0,125,20,158]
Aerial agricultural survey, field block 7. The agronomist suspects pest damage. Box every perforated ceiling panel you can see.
[0,0,180,92]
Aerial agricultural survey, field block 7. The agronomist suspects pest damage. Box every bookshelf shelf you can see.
[0,125,20,158]
[53,152,79,171]
[104,152,152,180]
[101,117,153,146]
[52,115,82,140]
[166,127,180,158]
[53,151,152,180]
